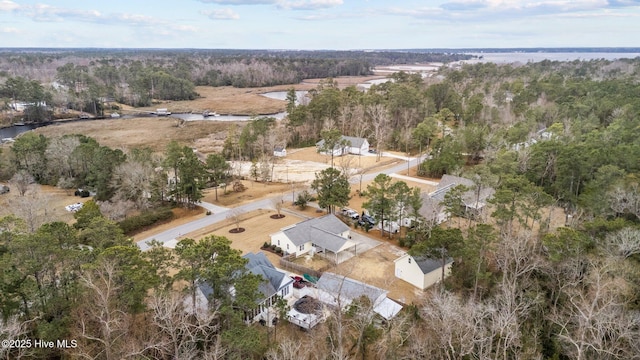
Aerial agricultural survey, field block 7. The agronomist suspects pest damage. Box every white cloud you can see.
[277,0,343,10]
[0,0,18,12]
[200,8,240,19]
[1,26,19,33]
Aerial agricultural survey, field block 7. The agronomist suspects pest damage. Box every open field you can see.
[33,117,234,154]
[202,180,294,207]
[0,184,89,225]
[182,209,305,266]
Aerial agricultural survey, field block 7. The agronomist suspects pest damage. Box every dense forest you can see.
[0,49,472,116]
[1,53,640,359]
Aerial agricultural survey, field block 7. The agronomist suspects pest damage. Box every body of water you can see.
[463,52,640,64]
[0,123,42,140]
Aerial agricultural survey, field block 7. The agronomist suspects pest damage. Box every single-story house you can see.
[342,136,369,155]
[270,214,357,264]
[315,135,369,156]
[315,272,402,320]
[315,139,349,157]
[189,252,293,323]
[419,174,495,224]
[394,253,453,290]
[273,145,287,157]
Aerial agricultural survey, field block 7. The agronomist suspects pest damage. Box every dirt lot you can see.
[0,184,92,226]
[202,180,294,207]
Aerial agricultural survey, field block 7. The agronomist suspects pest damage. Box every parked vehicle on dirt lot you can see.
[358,214,376,227]
[342,208,360,220]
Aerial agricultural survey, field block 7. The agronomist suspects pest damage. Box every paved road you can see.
[138,154,430,251]
[137,197,278,250]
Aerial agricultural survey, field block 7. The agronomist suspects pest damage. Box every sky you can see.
[0,0,639,50]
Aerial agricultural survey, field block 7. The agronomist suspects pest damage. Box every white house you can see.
[342,136,369,155]
[270,214,356,264]
[315,272,402,320]
[315,139,349,157]
[419,174,495,224]
[190,252,293,323]
[394,253,453,290]
[316,136,369,156]
[273,145,287,157]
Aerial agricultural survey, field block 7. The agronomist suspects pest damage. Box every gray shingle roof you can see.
[341,136,367,148]
[282,215,351,252]
[244,252,292,300]
[414,256,453,274]
[419,175,494,221]
[317,272,386,303]
[316,136,367,149]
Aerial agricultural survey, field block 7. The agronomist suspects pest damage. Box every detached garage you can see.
[394,253,452,290]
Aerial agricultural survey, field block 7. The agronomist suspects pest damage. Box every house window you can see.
[408,257,412,264]
[281,286,289,297]
[286,244,289,250]
[277,240,280,246]
[299,244,304,251]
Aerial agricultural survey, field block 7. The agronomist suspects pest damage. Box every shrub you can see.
[233,180,247,192]
[262,241,270,249]
[118,207,174,234]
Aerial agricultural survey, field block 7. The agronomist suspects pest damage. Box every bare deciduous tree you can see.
[111,159,157,209]
[605,227,640,259]
[9,170,34,197]
[0,316,34,359]
[549,261,640,360]
[149,291,223,360]
[73,260,129,360]
[7,185,52,232]
[226,209,243,231]
[367,104,390,162]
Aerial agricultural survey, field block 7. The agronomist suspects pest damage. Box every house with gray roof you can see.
[316,135,369,156]
[394,253,453,290]
[243,252,294,322]
[191,252,293,323]
[270,214,357,264]
[419,174,495,224]
[315,272,402,320]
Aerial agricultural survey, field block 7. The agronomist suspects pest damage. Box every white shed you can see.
[394,253,452,290]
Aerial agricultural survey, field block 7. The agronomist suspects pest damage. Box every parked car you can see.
[341,208,359,220]
[0,185,9,194]
[65,202,83,212]
[358,215,376,227]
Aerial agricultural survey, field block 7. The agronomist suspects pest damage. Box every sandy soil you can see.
[0,184,90,226]
[202,180,294,207]
[181,209,305,266]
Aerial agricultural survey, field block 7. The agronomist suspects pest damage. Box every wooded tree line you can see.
[2,133,233,219]
[0,208,269,359]
[0,49,474,120]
